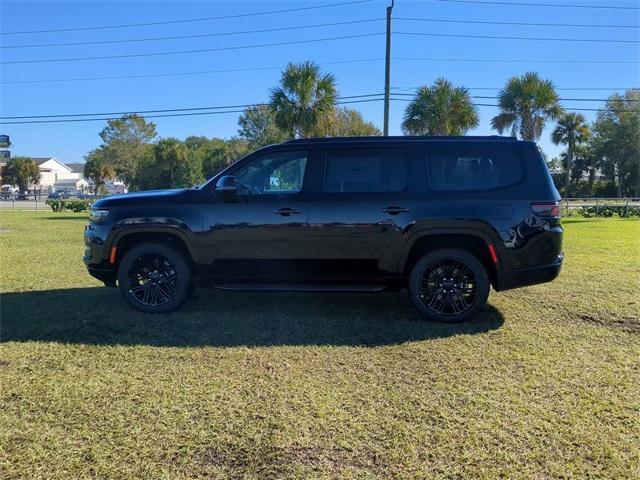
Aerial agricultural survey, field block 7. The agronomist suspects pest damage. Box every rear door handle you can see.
[274,207,301,216]
[382,206,410,215]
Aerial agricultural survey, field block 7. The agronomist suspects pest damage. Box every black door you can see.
[201,149,313,279]
[306,147,411,278]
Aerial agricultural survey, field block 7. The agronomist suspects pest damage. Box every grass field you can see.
[1,212,639,479]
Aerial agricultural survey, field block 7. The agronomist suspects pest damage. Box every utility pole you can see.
[383,0,394,136]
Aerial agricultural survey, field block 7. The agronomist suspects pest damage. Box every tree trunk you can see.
[588,169,595,197]
[617,166,623,198]
[564,142,573,198]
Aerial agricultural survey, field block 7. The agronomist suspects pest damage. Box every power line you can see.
[396,31,640,43]
[0,58,385,85]
[0,0,374,35]
[390,93,640,102]
[1,19,384,49]
[3,98,635,125]
[432,0,640,10]
[0,93,635,120]
[0,95,386,120]
[392,86,639,91]
[395,16,639,29]
[5,56,638,86]
[0,33,384,65]
[390,97,637,112]
[0,98,386,125]
[395,56,639,64]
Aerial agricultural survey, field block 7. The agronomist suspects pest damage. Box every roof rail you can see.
[284,135,518,143]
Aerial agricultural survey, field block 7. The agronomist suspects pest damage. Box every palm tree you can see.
[552,112,591,196]
[401,78,479,136]
[491,72,563,141]
[269,61,337,138]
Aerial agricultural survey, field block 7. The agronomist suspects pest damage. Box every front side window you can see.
[234,151,307,195]
[426,149,523,191]
[323,149,407,193]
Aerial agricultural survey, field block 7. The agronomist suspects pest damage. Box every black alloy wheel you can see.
[409,249,490,322]
[117,242,192,313]
[127,253,179,307]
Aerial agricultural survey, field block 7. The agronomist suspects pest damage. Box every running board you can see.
[213,283,387,293]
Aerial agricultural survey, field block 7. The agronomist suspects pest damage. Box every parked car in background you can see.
[84,136,563,322]
[1,185,18,199]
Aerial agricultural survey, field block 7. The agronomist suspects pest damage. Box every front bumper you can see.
[87,265,117,287]
[84,223,117,287]
[495,254,563,291]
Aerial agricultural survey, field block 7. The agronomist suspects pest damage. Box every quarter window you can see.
[234,151,307,195]
[426,149,523,191]
[323,149,408,193]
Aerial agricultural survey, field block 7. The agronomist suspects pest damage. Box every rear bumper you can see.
[495,254,563,291]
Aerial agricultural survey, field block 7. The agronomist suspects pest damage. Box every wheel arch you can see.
[400,231,499,287]
[110,227,199,272]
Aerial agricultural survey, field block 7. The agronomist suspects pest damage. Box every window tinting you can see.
[234,151,307,195]
[426,149,523,191]
[324,149,407,193]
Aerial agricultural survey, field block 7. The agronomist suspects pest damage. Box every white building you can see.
[33,157,80,192]
[2,157,126,194]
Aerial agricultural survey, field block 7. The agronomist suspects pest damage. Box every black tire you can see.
[408,248,490,323]
[117,242,192,313]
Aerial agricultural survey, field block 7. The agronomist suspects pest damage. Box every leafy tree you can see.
[591,90,640,197]
[491,72,563,141]
[84,149,115,194]
[1,156,40,192]
[551,112,590,196]
[401,78,479,136]
[237,106,288,148]
[98,114,157,188]
[312,107,381,137]
[153,138,201,188]
[570,144,601,197]
[269,61,337,138]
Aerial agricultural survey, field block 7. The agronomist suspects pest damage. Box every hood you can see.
[93,188,190,208]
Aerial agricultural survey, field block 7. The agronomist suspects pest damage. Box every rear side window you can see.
[426,149,523,191]
[324,149,407,193]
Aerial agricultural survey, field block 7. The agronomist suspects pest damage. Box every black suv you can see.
[84,136,563,322]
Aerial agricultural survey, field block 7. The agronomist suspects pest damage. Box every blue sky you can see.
[1,0,638,164]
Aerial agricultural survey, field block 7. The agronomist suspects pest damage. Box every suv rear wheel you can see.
[117,242,192,313]
[409,248,490,322]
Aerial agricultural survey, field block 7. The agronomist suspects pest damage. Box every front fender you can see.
[107,217,199,264]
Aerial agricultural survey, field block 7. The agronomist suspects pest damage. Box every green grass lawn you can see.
[1,212,639,479]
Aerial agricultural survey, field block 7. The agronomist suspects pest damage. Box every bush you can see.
[45,199,65,212]
[46,199,93,213]
[577,205,640,218]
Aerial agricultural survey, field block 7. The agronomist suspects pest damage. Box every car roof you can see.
[282,135,523,146]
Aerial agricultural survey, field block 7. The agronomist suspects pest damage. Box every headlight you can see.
[89,209,110,223]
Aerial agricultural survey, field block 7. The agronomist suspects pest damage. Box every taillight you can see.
[531,202,560,218]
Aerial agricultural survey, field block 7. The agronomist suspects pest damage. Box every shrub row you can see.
[46,199,94,212]
[570,205,640,218]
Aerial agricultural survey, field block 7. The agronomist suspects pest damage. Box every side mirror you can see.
[215,175,237,194]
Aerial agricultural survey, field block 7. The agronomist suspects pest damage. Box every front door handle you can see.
[382,206,410,215]
[274,207,301,216]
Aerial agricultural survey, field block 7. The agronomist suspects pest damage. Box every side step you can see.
[213,283,387,293]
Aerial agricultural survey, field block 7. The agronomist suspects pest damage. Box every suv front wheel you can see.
[409,248,490,322]
[117,242,192,313]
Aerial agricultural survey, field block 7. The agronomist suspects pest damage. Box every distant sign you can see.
[0,135,9,148]
[0,150,10,159]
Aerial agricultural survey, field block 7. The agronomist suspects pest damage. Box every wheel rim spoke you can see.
[419,257,477,317]
[127,253,179,307]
